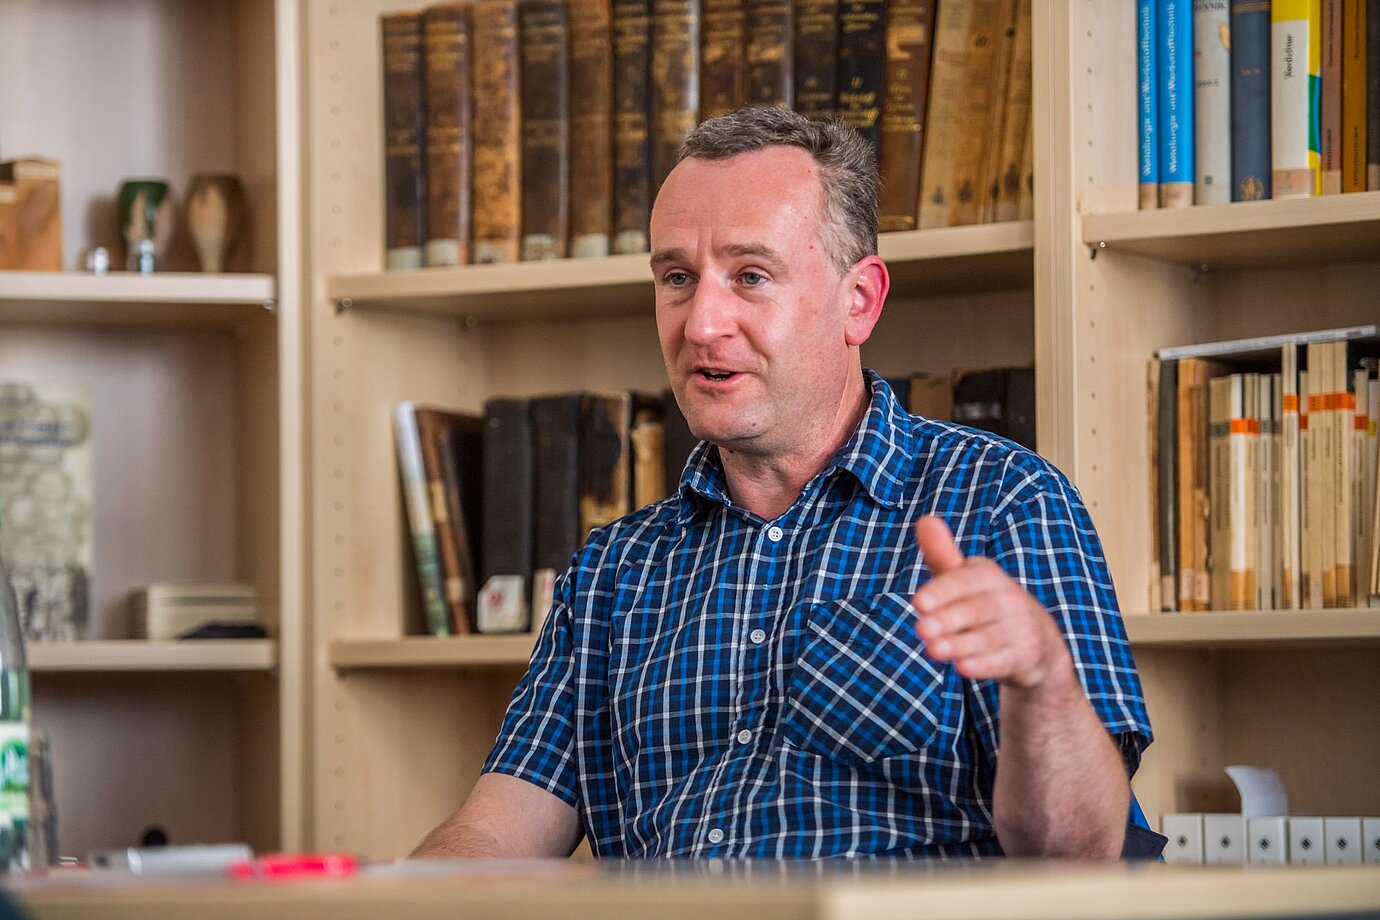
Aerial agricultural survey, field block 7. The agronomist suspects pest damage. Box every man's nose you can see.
[683,275,737,344]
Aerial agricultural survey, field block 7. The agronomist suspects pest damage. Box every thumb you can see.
[916,515,965,575]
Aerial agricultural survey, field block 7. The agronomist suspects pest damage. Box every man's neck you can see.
[718,374,872,521]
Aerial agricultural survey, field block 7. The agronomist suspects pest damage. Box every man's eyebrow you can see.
[723,243,787,269]
[649,248,686,269]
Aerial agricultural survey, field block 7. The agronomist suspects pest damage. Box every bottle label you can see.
[0,721,27,825]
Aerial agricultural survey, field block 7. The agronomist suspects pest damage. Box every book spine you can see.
[746,0,793,107]
[438,418,485,633]
[481,399,535,633]
[1321,0,1343,193]
[946,0,1010,226]
[1370,0,1380,188]
[613,0,654,253]
[1158,0,1196,207]
[1259,373,1277,610]
[521,0,572,261]
[836,0,886,151]
[991,0,1032,223]
[1352,367,1369,601]
[1193,0,1232,205]
[977,0,1021,223]
[878,0,937,231]
[652,0,701,189]
[423,5,472,268]
[416,409,474,634]
[581,394,633,534]
[700,0,747,118]
[1341,0,1368,192]
[1017,115,1034,218]
[1139,0,1161,208]
[393,404,454,636]
[918,0,976,228]
[1158,359,1180,610]
[570,0,615,257]
[531,395,585,628]
[793,0,838,119]
[472,0,523,263]
[1208,375,1231,609]
[1282,344,1301,608]
[1301,367,1318,606]
[381,12,427,270]
[1230,0,1272,200]
[1334,341,1354,605]
[1272,0,1321,198]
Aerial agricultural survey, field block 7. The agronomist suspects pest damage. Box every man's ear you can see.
[843,255,889,347]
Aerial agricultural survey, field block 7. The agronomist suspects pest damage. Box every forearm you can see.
[992,652,1128,859]
[412,814,519,858]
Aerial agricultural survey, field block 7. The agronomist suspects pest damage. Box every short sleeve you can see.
[985,479,1153,776]
[481,572,583,805]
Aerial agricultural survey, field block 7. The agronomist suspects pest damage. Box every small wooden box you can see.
[0,158,62,270]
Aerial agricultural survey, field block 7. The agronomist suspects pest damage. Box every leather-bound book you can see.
[946,0,1011,226]
[381,11,427,270]
[836,0,885,150]
[570,0,615,257]
[531,394,585,629]
[416,408,484,634]
[793,0,838,120]
[520,0,571,260]
[652,0,701,189]
[422,4,472,267]
[918,0,975,229]
[629,393,669,508]
[480,398,534,633]
[613,0,654,252]
[700,0,747,119]
[746,0,793,106]
[580,393,632,534]
[471,0,523,263]
[877,0,936,231]
[1229,0,1272,201]
[991,0,1032,221]
[437,413,486,632]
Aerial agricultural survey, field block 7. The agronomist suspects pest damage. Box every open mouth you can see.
[697,368,738,382]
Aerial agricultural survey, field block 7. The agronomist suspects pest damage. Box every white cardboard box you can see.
[1289,817,1327,866]
[1325,817,1363,866]
[1247,815,1288,866]
[1162,813,1204,865]
[1203,814,1247,865]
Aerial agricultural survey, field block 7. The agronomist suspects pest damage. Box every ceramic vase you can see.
[184,173,245,273]
[116,179,174,273]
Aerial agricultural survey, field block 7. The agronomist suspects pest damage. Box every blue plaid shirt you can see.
[483,370,1151,858]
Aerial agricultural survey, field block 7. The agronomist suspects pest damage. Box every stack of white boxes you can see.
[1163,814,1380,866]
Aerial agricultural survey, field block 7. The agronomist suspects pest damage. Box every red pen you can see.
[227,852,359,881]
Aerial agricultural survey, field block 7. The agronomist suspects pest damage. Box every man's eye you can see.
[665,271,691,286]
[740,271,766,286]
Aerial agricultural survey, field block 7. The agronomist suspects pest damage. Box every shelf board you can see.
[0,271,276,327]
[28,639,277,673]
[1082,191,1380,271]
[1124,608,1380,648]
[330,634,536,670]
[327,221,1034,321]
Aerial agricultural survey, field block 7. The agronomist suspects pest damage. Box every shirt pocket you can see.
[778,592,960,764]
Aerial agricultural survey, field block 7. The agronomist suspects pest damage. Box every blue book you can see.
[1139,0,1160,207]
[1229,0,1271,200]
[1157,0,1195,206]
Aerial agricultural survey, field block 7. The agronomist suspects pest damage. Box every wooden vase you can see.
[185,174,245,274]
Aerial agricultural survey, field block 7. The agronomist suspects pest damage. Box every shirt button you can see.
[766,525,784,543]
[708,828,725,844]
[736,729,752,744]
[749,628,766,644]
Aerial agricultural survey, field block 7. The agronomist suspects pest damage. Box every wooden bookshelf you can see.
[1124,610,1380,648]
[0,271,277,327]
[330,635,536,671]
[1082,192,1380,271]
[29,639,277,673]
[325,221,1034,320]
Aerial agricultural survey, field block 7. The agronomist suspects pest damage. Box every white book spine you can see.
[1272,7,1316,197]
[1335,341,1353,605]
[1354,368,1370,603]
[1282,348,1302,608]
[1229,375,1253,608]
[1303,367,1320,607]
[1193,0,1232,204]
[1257,374,1275,610]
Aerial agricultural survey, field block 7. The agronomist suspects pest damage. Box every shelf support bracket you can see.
[1088,241,1106,261]
[335,297,353,315]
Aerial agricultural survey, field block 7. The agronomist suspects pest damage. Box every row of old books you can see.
[392,364,1035,636]
[380,0,1036,270]
[1139,0,1380,209]
[1150,326,1380,614]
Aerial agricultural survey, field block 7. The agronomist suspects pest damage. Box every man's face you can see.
[650,147,866,460]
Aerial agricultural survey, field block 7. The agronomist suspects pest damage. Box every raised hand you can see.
[911,515,1071,689]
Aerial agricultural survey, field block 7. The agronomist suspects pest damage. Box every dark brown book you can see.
[570,0,615,256]
[1321,0,1343,193]
[700,0,747,119]
[746,0,793,106]
[416,408,484,634]
[481,398,535,632]
[422,4,473,267]
[793,0,838,119]
[836,0,886,150]
[877,0,936,231]
[946,0,1011,226]
[652,0,701,189]
[613,0,654,252]
[381,11,427,270]
[531,394,585,626]
[471,0,523,263]
[521,0,572,260]
[581,393,633,534]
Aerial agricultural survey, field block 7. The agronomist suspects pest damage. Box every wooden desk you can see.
[9,860,1380,920]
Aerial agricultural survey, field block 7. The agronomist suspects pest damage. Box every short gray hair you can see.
[677,106,879,274]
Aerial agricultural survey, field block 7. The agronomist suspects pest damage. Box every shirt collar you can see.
[674,369,914,521]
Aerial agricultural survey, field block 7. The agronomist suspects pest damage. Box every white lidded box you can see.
[129,582,258,640]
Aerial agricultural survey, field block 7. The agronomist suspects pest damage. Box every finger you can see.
[923,618,1007,662]
[915,515,965,575]
[916,594,1002,645]
[950,647,1020,682]
[912,556,1005,616]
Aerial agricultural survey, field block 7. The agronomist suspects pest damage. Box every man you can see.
[415,107,1151,860]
